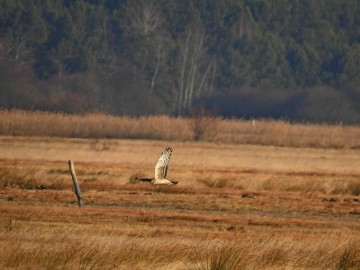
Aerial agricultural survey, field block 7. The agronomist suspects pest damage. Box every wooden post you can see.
[68,160,83,207]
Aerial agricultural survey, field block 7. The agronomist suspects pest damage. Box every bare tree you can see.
[150,41,162,95]
[232,7,255,39]
[187,106,220,141]
[176,23,216,115]
[123,0,166,98]
[127,0,164,37]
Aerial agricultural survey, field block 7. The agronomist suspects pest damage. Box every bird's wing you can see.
[155,147,173,180]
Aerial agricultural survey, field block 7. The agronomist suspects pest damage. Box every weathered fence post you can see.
[68,160,83,207]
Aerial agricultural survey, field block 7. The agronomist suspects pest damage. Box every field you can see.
[1,111,360,269]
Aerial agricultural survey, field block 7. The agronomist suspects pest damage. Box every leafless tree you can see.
[127,0,164,37]
[124,0,166,97]
[176,23,216,115]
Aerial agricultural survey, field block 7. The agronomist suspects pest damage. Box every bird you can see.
[137,147,178,185]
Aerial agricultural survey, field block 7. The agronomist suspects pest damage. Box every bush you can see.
[187,106,220,141]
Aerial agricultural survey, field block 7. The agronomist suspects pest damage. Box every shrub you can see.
[187,106,220,141]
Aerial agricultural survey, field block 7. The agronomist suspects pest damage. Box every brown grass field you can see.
[0,111,360,269]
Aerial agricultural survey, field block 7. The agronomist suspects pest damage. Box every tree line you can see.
[0,0,359,123]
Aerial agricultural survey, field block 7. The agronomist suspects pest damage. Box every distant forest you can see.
[0,0,359,123]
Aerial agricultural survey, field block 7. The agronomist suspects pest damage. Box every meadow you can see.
[0,110,360,269]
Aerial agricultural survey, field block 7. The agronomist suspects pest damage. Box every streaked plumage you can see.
[138,147,178,185]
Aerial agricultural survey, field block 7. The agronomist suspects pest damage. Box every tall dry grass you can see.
[218,118,360,148]
[1,219,359,270]
[0,109,359,148]
[0,109,191,140]
[0,229,187,269]
[187,232,360,270]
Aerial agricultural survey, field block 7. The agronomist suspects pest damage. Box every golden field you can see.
[0,110,360,269]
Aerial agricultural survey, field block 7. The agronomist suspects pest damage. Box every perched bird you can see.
[137,147,178,185]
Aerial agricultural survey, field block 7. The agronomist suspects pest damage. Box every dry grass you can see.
[0,109,359,148]
[0,109,191,141]
[0,136,360,269]
[187,233,360,270]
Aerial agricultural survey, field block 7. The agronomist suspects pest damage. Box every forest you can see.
[0,0,359,123]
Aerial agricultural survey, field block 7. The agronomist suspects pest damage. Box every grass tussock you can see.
[199,177,235,189]
[343,181,360,196]
[0,166,65,190]
[0,109,359,148]
[187,243,244,270]
[186,234,360,270]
